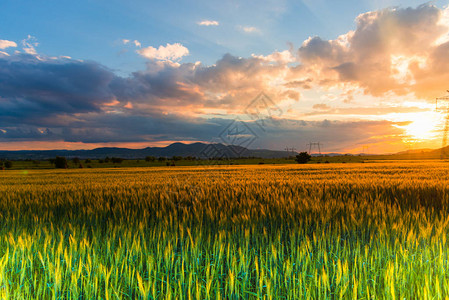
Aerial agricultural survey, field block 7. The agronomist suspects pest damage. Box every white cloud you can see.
[0,51,10,57]
[123,39,141,47]
[0,39,17,49]
[197,20,219,26]
[137,43,189,62]
[239,26,260,34]
[22,35,38,55]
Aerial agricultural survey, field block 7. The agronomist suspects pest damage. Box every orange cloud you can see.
[296,4,449,99]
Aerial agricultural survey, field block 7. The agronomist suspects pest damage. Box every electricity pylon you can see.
[307,142,322,156]
[436,90,449,159]
[284,147,296,157]
[361,145,370,155]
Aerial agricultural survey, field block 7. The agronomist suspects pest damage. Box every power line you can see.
[361,145,370,155]
[284,147,297,157]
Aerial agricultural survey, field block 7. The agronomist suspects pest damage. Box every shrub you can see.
[4,161,13,169]
[72,157,80,164]
[295,152,312,164]
[54,156,68,169]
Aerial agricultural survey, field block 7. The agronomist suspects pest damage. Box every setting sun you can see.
[404,114,440,141]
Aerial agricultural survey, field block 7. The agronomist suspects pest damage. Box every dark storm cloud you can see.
[0,53,284,144]
[0,52,408,150]
[0,54,115,118]
[112,54,289,110]
[56,114,230,144]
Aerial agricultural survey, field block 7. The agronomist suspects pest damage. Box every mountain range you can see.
[0,142,293,160]
[2,142,448,161]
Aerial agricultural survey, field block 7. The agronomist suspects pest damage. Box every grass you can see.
[0,162,449,298]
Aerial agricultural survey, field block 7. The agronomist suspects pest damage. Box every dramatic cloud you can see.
[297,4,449,99]
[111,53,296,113]
[0,52,297,147]
[137,43,189,62]
[2,4,449,152]
[0,54,115,120]
[0,39,17,49]
[197,20,219,26]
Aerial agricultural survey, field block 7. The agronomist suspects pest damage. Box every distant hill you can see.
[366,146,446,160]
[0,142,293,160]
[395,148,434,155]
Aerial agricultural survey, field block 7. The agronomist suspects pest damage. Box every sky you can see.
[1,0,449,154]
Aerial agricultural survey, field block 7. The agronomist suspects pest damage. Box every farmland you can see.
[0,162,449,298]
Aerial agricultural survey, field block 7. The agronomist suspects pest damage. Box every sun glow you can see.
[403,113,440,141]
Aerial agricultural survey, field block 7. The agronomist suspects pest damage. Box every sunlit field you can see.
[1,162,449,298]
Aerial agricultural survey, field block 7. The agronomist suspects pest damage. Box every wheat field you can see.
[0,162,448,298]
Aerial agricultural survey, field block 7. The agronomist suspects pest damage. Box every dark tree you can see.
[54,156,68,169]
[4,161,12,169]
[72,157,80,164]
[145,156,156,162]
[158,157,166,162]
[85,159,92,164]
[295,152,312,164]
